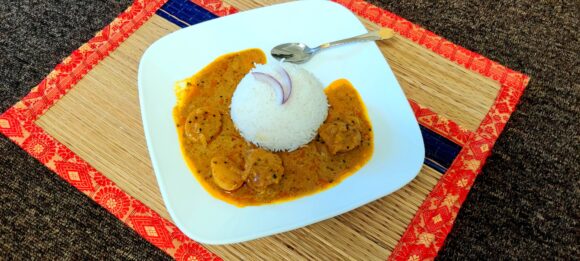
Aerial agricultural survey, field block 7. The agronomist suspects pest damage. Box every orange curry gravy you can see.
[173,48,373,206]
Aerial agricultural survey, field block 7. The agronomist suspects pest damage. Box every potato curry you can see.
[173,48,373,206]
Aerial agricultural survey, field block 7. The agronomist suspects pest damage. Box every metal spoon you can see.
[271,28,395,63]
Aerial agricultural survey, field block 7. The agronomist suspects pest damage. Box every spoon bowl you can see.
[271,43,319,63]
[271,28,394,63]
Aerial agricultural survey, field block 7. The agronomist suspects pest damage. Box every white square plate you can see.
[138,0,424,244]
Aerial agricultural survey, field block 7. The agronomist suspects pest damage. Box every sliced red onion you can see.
[276,65,292,103]
[252,63,293,104]
[252,72,284,104]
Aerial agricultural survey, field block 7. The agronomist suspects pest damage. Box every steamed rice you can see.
[230,62,328,152]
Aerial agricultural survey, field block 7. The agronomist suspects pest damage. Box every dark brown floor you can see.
[1,0,578,259]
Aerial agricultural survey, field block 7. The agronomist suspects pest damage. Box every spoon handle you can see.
[317,28,395,51]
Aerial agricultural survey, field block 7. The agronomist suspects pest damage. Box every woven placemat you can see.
[0,0,528,260]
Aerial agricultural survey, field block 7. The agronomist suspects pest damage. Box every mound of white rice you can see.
[230,62,328,152]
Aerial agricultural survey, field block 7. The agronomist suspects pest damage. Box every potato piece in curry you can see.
[210,156,245,191]
[173,49,373,207]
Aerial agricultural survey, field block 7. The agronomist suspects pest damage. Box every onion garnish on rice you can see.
[230,62,328,152]
[251,61,293,104]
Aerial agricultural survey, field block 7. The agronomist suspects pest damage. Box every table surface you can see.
[0,0,578,260]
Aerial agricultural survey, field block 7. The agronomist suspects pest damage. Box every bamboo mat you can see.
[32,0,505,259]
